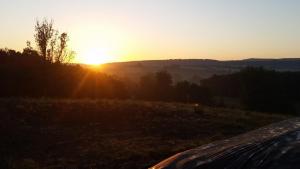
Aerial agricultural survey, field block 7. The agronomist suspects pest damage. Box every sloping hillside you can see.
[98,58,300,83]
[0,99,290,169]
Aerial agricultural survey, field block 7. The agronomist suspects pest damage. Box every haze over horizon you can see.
[1,0,300,63]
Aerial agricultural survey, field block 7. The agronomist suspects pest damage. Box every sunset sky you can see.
[1,0,300,63]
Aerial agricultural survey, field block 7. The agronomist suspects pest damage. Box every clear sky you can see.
[1,0,300,63]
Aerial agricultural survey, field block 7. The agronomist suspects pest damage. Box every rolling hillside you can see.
[99,58,300,83]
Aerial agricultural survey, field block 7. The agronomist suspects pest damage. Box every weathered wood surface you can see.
[151,118,300,169]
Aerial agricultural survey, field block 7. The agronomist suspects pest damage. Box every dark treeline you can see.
[0,49,128,99]
[0,48,211,103]
[202,67,300,114]
[1,48,300,114]
[137,71,212,104]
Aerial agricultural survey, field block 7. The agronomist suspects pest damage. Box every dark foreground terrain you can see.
[0,99,290,169]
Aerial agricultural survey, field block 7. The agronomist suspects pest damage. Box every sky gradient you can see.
[1,0,300,62]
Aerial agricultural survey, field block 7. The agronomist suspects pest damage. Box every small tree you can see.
[34,19,55,62]
[155,70,173,88]
[23,41,39,57]
[47,30,58,62]
[55,32,75,63]
[34,19,74,64]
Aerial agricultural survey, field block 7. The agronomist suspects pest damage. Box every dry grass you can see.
[0,99,291,169]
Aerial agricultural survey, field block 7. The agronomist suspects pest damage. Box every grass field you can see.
[0,99,291,169]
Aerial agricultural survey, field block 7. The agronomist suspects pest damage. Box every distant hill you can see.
[99,58,300,83]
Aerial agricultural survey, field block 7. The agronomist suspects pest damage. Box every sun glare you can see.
[79,49,115,65]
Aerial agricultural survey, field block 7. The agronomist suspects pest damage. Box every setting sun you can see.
[78,48,116,65]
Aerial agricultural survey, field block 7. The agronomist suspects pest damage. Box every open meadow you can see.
[0,99,290,169]
[1,1,300,168]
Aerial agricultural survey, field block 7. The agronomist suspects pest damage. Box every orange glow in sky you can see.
[1,0,300,64]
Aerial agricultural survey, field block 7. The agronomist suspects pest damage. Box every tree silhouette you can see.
[34,19,74,63]
[34,19,55,62]
[23,41,39,57]
[55,33,74,63]
[155,70,173,88]
[47,30,58,62]
[138,71,174,100]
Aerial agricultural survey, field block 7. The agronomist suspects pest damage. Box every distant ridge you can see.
[102,58,300,66]
[99,58,300,83]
